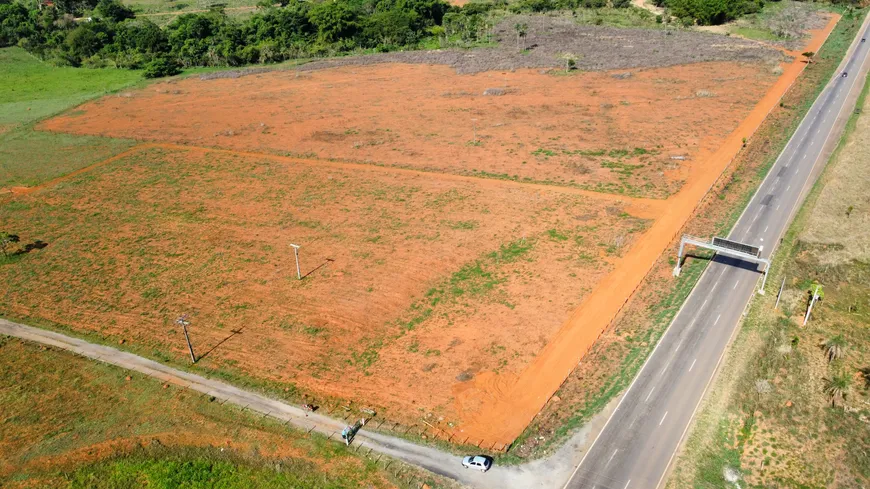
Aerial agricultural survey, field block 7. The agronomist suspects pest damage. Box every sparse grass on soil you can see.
[0,8,828,459]
[0,336,454,489]
[0,145,651,430]
[503,5,865,462]
[667,55,870,489]
[42,59,777,199]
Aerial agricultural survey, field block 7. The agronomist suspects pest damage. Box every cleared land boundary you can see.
[8,16,839,451]
[454,13,840,446]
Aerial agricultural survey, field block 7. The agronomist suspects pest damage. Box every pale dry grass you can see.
[801,95,870,265]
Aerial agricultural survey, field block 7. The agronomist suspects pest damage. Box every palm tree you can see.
[824,374,850,408]
[824,335,847,363]
[514,23,528,51]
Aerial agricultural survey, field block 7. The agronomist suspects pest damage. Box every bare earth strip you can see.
[453,14,839,445]
[14,17,838,450]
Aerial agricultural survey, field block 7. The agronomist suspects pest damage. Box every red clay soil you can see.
[22,17,837,449]
[41,61,777,199]
[451,14,839,446]
[0,144,656,435]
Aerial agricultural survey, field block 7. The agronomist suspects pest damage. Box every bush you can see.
[96,0,135,22]
[143,55,181,78]
[662,0,764,26]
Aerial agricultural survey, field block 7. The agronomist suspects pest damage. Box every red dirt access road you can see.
[452,15,839,446]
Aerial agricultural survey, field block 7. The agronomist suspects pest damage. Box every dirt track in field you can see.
[19,16,838,449]
[452,13,838,445]
[0,143,657,438]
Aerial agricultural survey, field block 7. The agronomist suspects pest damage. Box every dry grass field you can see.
[667,55,870,489]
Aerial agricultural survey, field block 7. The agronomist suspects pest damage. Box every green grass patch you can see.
[0,47,141,125]
[62,445,390,489]
[0,46,141,188]
[731,26,785,42]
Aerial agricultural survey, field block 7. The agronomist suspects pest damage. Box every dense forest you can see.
[0,0,861,77]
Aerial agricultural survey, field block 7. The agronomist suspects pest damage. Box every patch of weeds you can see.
[350,344,380,371]
[443,220,478,230]
[547,229,570,241]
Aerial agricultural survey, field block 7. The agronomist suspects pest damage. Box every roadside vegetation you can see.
[668,63,870,489]
[0,336,454,489]
[502,3,867,463]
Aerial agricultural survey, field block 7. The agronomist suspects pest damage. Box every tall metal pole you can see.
[176,314,196,363]
[758,262,770,295]
[291,244,301,280]
[774,277,786,310]
[673,238,685,277]
[803,285,820,326]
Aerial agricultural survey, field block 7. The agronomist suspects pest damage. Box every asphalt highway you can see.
[565,18,870,489]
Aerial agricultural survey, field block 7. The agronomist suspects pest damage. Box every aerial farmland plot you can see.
[2,13,832,450]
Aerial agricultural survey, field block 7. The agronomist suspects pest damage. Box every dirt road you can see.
[0,317,608,489]
[454,13,840,446]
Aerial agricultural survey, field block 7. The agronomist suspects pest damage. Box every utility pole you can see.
[774,277,786,310]
[176,314,196,363]
[803,284,821,326]
[291,244,301,280]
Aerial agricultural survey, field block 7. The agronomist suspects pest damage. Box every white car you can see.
[461,455,493,472]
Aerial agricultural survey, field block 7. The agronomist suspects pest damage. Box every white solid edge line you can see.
[559,240,728,489]
[564,19,870,489]
[653,17,870,489]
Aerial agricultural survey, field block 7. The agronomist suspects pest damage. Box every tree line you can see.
[2,0,861,78]
[0,0,459,76]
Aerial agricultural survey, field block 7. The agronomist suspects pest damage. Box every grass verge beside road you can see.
[502,4,867,463]
[0,335,453,489]
[667,58,870,489]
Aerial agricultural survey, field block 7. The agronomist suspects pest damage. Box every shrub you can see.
[143,55,181,78]
[96,0,135,22]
